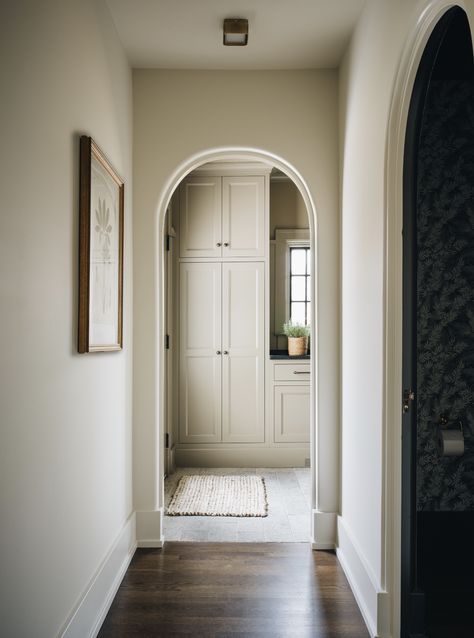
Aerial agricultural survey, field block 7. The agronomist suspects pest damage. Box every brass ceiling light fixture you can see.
[223,18,248,46]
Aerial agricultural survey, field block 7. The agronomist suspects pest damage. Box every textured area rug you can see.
[167,474,268,517]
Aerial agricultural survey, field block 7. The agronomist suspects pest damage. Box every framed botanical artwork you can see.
[78,136,124,353]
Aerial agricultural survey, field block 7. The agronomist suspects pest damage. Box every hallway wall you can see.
[0,1,133,636]
[132,70,340,536]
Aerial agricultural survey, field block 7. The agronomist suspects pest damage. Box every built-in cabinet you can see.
[174,162,311,467]
[179,261,264,444]
[179,175,265,258]
[272,362,310,444]
[178,166,267,449]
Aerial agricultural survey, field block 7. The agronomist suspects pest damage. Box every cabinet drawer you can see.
[273,363,310,381]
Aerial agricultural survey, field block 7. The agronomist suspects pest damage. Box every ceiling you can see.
[105,0,366,70]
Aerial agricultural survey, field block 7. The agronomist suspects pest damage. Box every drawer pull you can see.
[293,371,310,374]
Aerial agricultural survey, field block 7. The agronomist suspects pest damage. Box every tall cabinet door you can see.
[179,177,222,258]
[179,262,222,443]
[222,262,265,442]
[222,176,265,258]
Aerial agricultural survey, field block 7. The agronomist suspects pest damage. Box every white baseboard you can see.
[136,508,164,548]
[59,512,136,638]
[311,509,337,549]
[336,516,390,638]
[175,446,310,467]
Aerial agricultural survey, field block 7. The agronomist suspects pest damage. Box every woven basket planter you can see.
[287,336,308,356]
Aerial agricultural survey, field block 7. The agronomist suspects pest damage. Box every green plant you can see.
[283,321,310,338]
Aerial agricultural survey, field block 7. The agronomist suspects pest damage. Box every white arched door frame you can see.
[153,146,330,547]
[384,2,472,634]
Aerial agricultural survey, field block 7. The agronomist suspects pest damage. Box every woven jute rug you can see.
[167,474,268,517]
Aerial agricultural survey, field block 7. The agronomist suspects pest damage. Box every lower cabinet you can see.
[272,361,310,443]
[274,385,310,443]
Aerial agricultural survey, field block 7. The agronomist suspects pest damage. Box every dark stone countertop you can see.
[269,349,311,360]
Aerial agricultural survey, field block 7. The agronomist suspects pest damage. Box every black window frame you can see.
[289,246,310,325]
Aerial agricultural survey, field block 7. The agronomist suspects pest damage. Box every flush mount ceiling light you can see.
[223,18,248,46]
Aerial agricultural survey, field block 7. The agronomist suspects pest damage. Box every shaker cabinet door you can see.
[179,177,222,258]
[222,176,265,258]
[221,262,265,443]
[274,385,310,443]
[179,262,222,443]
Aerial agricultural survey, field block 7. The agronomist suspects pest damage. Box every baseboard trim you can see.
[336,516,390,638]
[59,512,136,638]
[175,447,310,468]
[311,509,337,549]
[136,508,164,548]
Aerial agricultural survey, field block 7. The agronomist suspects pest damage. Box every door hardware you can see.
[223,242,229,247]
[293,371,310,374]
[403,389,415,413]
[223,350,229,355]
[216,350,221,355]
[216,242,222,247]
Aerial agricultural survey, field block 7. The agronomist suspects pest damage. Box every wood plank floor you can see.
[98,543,369,637]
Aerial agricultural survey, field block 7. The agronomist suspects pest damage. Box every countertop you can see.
[269,349,311,360]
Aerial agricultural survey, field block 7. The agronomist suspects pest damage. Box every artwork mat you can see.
[78,136,124,353]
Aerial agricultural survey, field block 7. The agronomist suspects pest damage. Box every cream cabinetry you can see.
[175,162,312,466]
[179,262,222,443]
[222,176,265,258]
[179,261,265,444]
[179,175,265,258]
[222,262,265,442]
[179,177,222,258]
[272,361,310,444]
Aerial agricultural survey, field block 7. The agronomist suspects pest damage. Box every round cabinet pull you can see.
[216,242,222,247]
[223,242,229,247]
[216,350,221,355]
[223,350,229,355]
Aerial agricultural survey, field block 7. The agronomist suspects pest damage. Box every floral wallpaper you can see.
[416,80,474,511]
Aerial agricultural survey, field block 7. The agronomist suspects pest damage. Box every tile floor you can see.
[163,467,311,542]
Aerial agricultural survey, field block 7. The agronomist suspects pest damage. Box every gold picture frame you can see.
[78,136,124,353]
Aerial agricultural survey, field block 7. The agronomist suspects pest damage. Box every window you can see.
[289,247,310,325]
[274,229,310,344]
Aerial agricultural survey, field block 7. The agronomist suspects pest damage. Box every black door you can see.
[401,7,474,638]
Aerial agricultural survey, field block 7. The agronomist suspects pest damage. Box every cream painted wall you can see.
[270,179,308,239]
[0,2,133,636]
[339,1,474,634]
[133,70,340,516]
[339,0,404,587]
[270,180,309,349]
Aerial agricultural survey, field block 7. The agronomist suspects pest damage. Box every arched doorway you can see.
[153,147,328,547]
[401,6,474,636]
[385,4,474,637]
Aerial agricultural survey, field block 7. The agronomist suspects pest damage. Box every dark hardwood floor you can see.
[98,543,369,637]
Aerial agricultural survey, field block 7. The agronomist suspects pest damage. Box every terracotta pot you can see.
[287,336,308,356]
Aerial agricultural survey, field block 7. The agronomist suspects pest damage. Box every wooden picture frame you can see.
[78,136,124,353]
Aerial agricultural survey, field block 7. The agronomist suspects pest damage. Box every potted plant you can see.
[283,321,310,356]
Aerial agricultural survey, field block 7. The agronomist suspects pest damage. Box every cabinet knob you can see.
[216,242,222,247]
[223,350,229,355]
[216,350,221,355]
[223,242,229,247]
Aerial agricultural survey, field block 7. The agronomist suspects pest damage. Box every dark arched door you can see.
[402,6,474,637]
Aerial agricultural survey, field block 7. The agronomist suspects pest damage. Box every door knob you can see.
[223,242,229,247]
[216,350,221,355]
[216,242,222,247]
[223,350,229,355]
